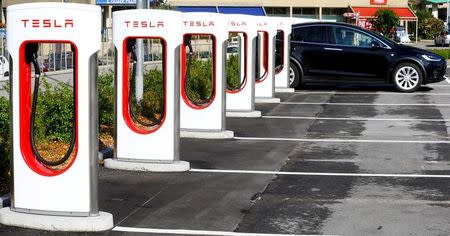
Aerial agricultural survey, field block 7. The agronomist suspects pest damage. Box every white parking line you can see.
[234,136,450,144]
[262,115,450,122]
[112,226,335,236]
[445,76,450,84]
[190,169,450,179]
[427,84,450,87]
[281,102,450,107]
[293,91,450,96]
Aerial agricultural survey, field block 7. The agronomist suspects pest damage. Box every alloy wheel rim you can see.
[395,66,419,90]
[289,67,295,86]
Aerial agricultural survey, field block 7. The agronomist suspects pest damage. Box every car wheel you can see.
[392,63,422,93]
[289,63,302,89]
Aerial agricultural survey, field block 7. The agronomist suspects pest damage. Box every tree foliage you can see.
[416,9,445,39]
[371,9,400,38]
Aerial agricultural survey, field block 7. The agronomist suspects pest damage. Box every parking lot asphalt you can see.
[1,80,450,236]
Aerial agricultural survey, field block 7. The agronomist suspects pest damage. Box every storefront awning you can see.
[425,0,448,4]
[217,6,265,16]
[351,6,417,20]
[176,6,218,13]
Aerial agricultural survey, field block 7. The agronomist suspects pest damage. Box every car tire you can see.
[289,63,302,89]
[392,62,422,93]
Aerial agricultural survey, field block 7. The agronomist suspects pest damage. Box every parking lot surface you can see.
[1,80,450,235]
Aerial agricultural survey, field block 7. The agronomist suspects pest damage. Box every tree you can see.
[371,9,400,38]
[416,8,445,39]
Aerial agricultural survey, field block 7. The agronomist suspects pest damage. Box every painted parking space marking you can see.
[293,91,450,96]
[112,226,335,236]
[189,169,450,179]
[234,136,450,144]
[281,102,450,107]
[445,76,450,84]
[262,115,450,122]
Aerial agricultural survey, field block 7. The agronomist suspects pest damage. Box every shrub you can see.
[185,58,213,104]
[98,73,114,133]
[226,54,240,90]
[419,16,444,40]
[0,96,10,182]
[143,68,164,114]
[35,79,75,143]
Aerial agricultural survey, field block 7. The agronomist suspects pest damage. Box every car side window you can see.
[292,26,330,44]
[332,26,375,48]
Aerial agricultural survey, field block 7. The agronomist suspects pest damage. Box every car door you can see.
[328,25,390,81]
[291,25,335,80]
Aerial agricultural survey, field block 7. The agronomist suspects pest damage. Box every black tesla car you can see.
[284,22,447,92]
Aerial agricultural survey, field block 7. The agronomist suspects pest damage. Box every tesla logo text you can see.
[257,22,267,27]
[183,21,215,27]
[124,21,165,28]
[230,21,246,27]
[21,19,74,28]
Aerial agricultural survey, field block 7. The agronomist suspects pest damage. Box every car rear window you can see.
[292,26,330,44]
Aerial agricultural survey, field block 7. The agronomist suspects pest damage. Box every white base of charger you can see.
[255,97,281,103]
[181,130,234,139]
[0,207,113,232]
[104,159,190,172]
[275,87,295,93]
[226,110,262,118]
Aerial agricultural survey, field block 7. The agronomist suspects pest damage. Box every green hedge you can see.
[429,49,450,60]
[226,54,240,90]
[185,58,213,104]
[98,73,114,133]
[0,96,10,183]
[33,79,75,143]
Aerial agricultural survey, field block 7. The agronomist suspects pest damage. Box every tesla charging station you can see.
[254,16,280,103]
[225,14,261,118]
[180,12,233,139]
[273,17,295,93]
[104,9,189,172]
[0,3,113,231]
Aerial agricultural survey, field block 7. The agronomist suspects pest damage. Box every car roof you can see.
[292,22,357,28]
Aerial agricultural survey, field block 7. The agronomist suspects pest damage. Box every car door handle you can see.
[324,47,343,51]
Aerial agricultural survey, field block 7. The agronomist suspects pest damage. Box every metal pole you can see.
[135,0,147,101]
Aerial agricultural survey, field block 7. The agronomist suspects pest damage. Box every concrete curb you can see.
[104,159,190,172]
[0,193,10,208]
[0,208,113,232]
[255,97,281,104]
[181,130,234,139]
[275,87,295,93]
[226,110,262,118]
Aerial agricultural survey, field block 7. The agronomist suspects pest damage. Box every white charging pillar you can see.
[180,13,233,139]
[273,17,294,93]
[254,16,280,104]
[224,14,261,118]
[0,3,113,231]
[104,10,189,172]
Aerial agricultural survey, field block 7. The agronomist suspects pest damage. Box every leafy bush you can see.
[0,96,10,182]
[226,54,240,90]
[98,73,114,133]
[34,79,74,143]
[142,68,164,115]
[371,9,400,38]
[419,16,444,40]
[185,58,213,104]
